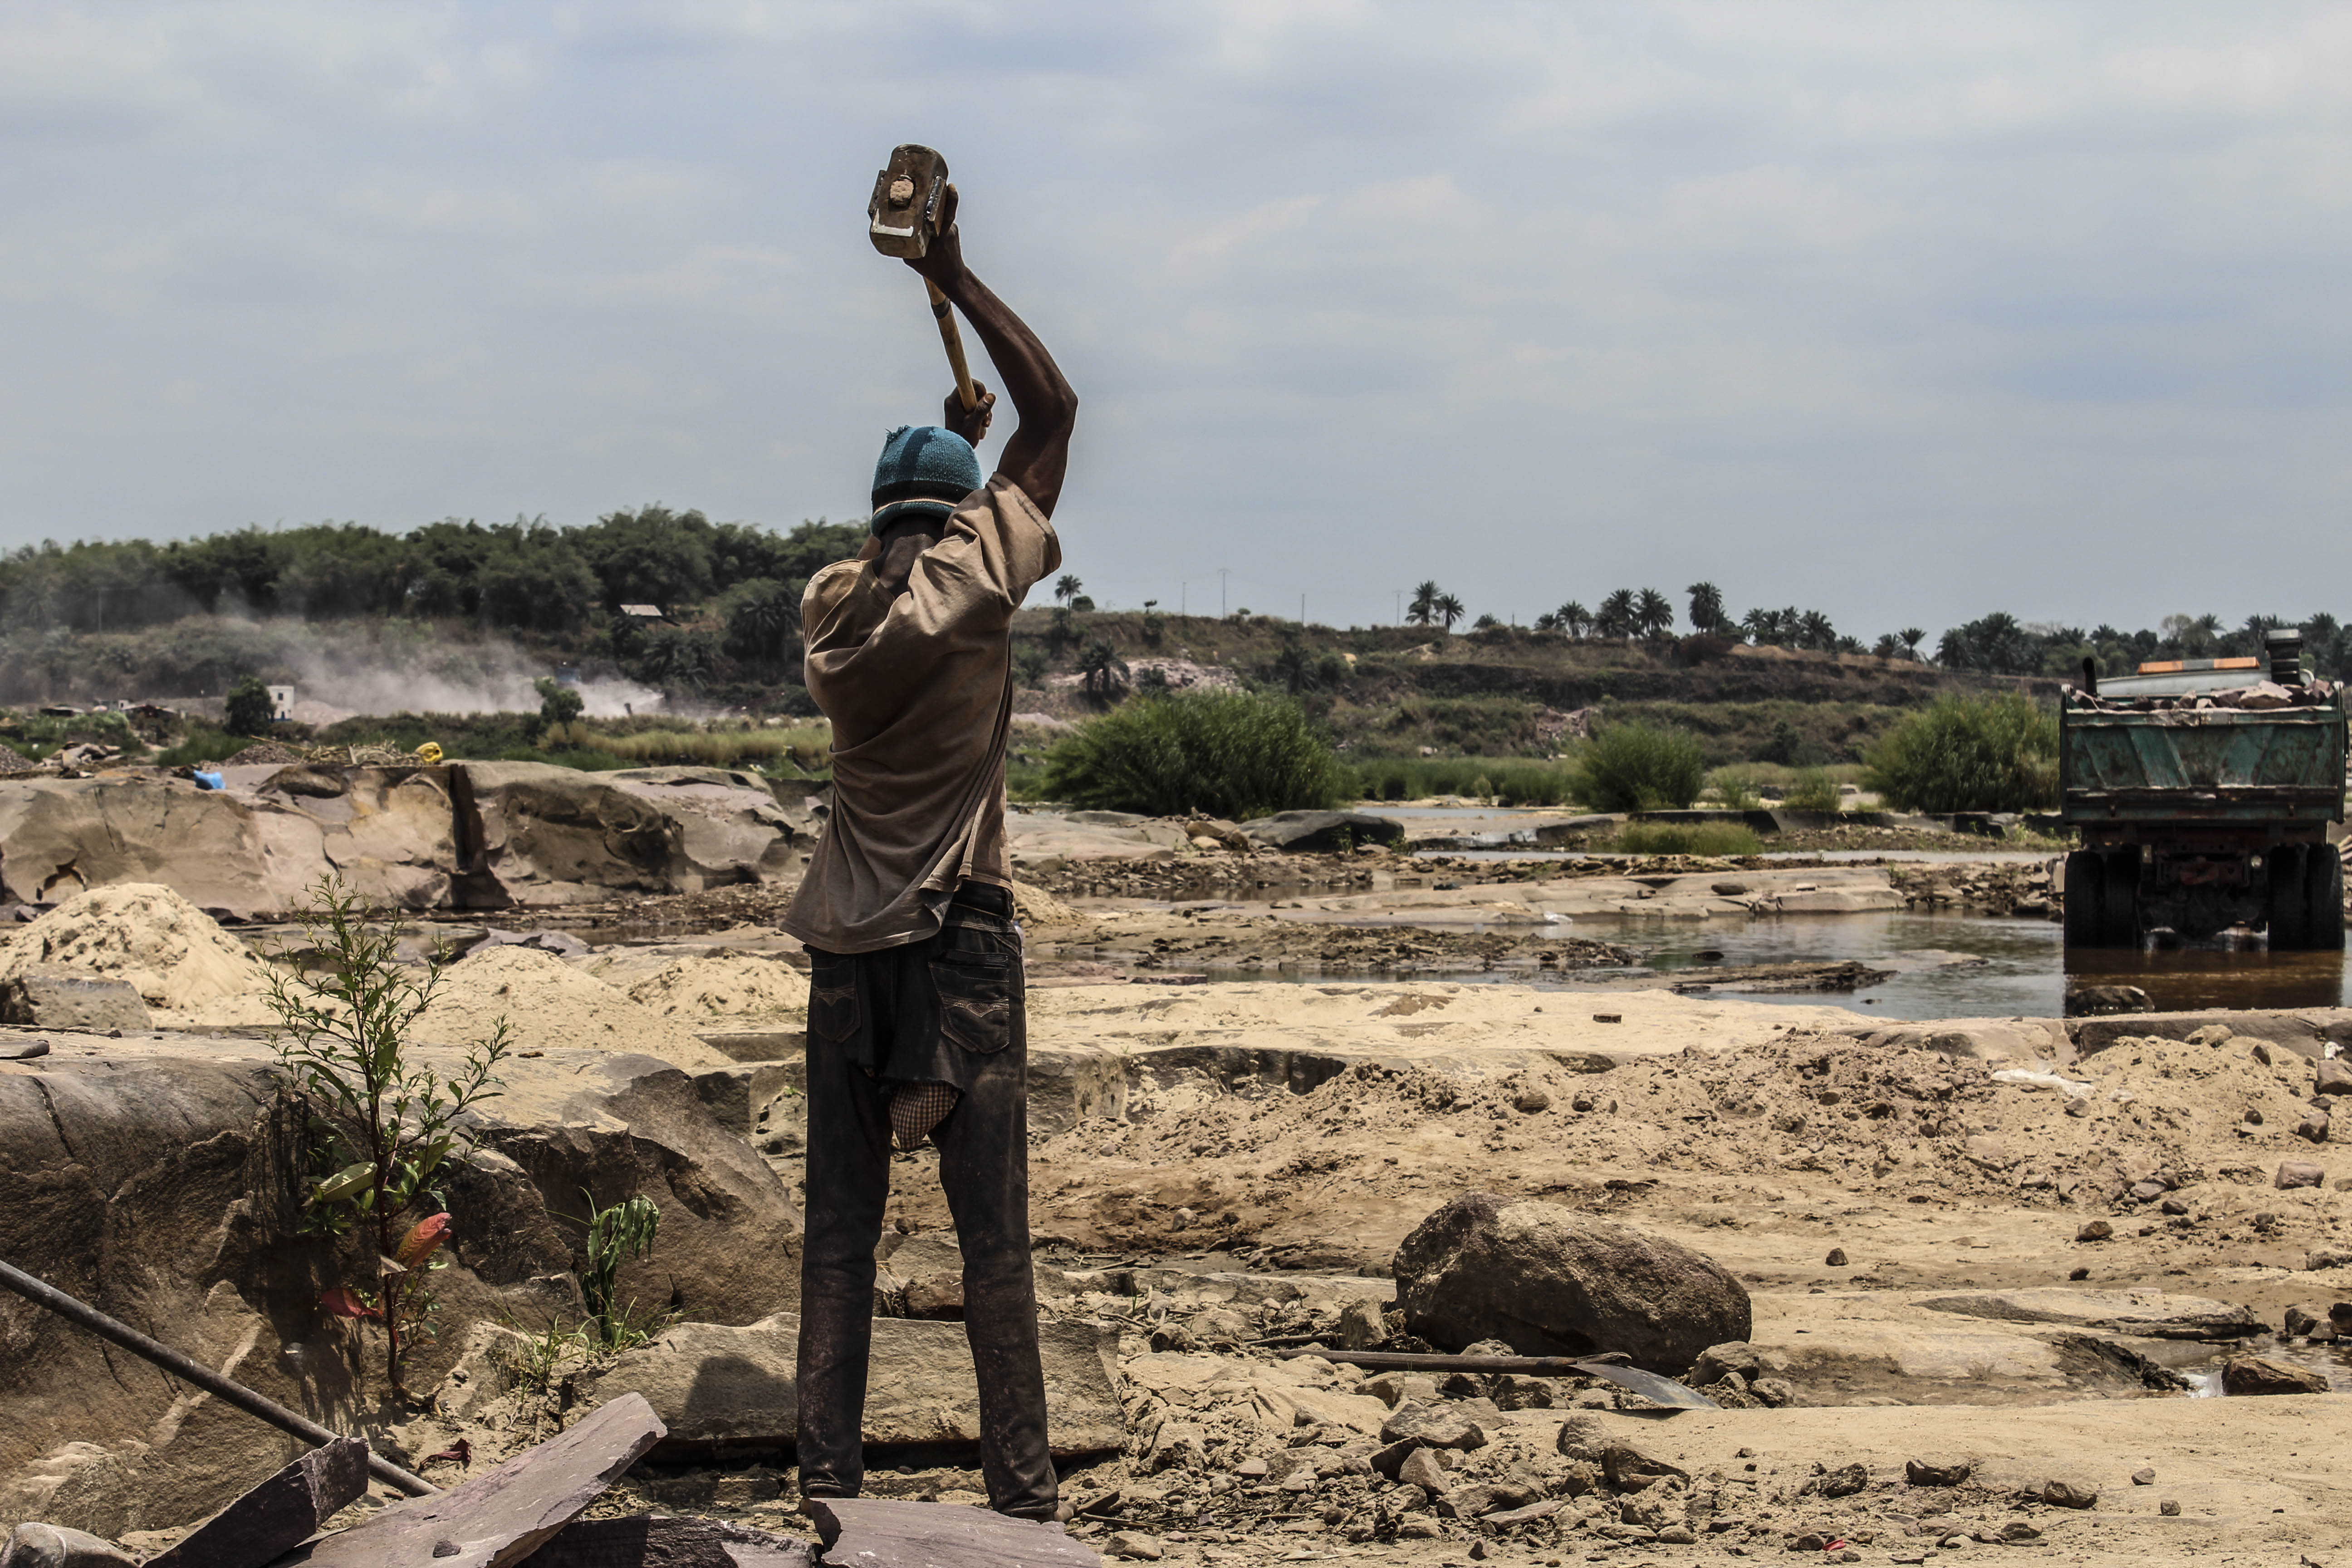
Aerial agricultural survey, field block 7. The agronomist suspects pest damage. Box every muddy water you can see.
[1170,904,2348,1021]
[1581,911,2349,1019]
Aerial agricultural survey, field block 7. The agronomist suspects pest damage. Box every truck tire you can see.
[2309,848,2345,952]
[2063,850,2107,947]
[2100,848,2141,946]
[2269,845,2313,951]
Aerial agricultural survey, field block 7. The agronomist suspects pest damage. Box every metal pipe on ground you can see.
[0,1256,437,1497]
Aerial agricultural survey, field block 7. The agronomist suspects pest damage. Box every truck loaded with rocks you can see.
[2061,629,2346,948]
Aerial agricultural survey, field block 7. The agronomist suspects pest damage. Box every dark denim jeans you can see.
[796,889,1056,1519]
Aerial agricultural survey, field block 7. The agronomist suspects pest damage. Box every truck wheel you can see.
[2308,848,2345,952]
[2063,850,2107,947]
[2269,845,2312,951]
[2100,848,2141,947]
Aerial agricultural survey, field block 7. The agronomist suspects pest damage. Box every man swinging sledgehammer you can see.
[779,160,1076,1521]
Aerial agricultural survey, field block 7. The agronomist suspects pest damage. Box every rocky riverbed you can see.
[8,853,2352,1567]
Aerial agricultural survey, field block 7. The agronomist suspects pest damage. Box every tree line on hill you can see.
[1415,578,2352,681]
[5,510,2348,693]
[0,509,866,686]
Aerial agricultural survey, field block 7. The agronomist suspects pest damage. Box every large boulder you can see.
[461,764,800,903]
[1392,1193,1750,1373]
[1237,811,1403,853]
[0,1043,798,1538]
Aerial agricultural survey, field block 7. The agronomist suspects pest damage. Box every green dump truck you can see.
[2060,630,2346,948]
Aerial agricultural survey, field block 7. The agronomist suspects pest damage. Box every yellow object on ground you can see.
[415,742,444,764]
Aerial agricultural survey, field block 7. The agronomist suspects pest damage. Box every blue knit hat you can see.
[870,425,983,533]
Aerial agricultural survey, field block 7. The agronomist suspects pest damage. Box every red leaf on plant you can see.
[396,1212,452,1269]
[424,1438,471,1467]
[320,1288,378,1319]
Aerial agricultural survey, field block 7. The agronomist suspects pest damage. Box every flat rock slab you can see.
[530,1518,811,1568]
[0,969,150,1031]
[150,1437,369,1568]
[578,1317,1123,1458]
[810,1499,1097,1568]
[274,1393,662,1568]
[1915,1287,2258,1339]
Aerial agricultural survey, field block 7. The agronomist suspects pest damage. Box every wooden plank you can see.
[524,1517,811,1568]
[809,1499,1097,1568]
[152,1438,371,1568]
[274,1394,664,1568]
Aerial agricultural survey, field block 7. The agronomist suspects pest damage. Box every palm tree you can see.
[1534,610,1563,632]
[1273,636,1314,693]
[1407,580,1441,627]
[1054,573,1083,605]
[1436,593,1465,631]
[1740,607,1775,644]
[1077,638,1128,695]
[1797,610,1836,651]
[1686,582,1726,636]
[1899,627,1926,660]
[1597,588,1637,640]
[1558,601,1591,639]
[1635,588,1675,639]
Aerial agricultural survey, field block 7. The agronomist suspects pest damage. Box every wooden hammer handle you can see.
[926,280,978,412]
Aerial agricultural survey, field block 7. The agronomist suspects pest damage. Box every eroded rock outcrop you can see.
[0,765,805,916]
[0,1045,797,1538]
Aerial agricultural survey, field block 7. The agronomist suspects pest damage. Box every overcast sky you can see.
[4,2,2349,637]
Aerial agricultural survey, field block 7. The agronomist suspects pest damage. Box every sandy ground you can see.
[19,868,2352,1565]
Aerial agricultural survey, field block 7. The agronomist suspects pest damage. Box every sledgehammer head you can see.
[868,144,951,259]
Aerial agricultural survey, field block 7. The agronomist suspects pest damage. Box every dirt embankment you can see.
[876,1025,2352,1290]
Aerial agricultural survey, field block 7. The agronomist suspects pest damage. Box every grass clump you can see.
[1706,767,1762,811]
[1782,767,1844,813]
[1348,756,1574,806]
[1864,691,2058,813]
[582,721,831,771]
[1570,721,1706,812]
[1612,822,1763,856]
[1042,690,1345,820]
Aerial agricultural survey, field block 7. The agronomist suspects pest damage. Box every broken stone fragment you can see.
[2040,1476,2098,1509]
[1378,1401,1486,1451]
[2220,1354,2330,1395]
[2277,1161,2327,1191]
[1364,1372,1437,1408]
[1396,1448,1450,1496]
[1336,1296,1387,1349]
[1904,1455,1971,1487]
[1817,1462,1867,1498]
[0,1524,141,1568]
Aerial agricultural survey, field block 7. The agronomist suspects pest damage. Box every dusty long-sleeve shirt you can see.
[779,475,1061,954]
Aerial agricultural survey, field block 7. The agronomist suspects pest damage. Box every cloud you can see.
[1,0,2349,638]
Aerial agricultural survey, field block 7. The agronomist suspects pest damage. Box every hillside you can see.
[1004,610,2034,766]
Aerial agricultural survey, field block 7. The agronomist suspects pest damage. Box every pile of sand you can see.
[1012,878,1085,928]
[417,946,728,1069]
[0,742,38,773]
[624,953,808,1019]
[0,884,272,1011]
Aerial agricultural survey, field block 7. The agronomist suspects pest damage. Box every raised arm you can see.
[906,187,1078,519]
